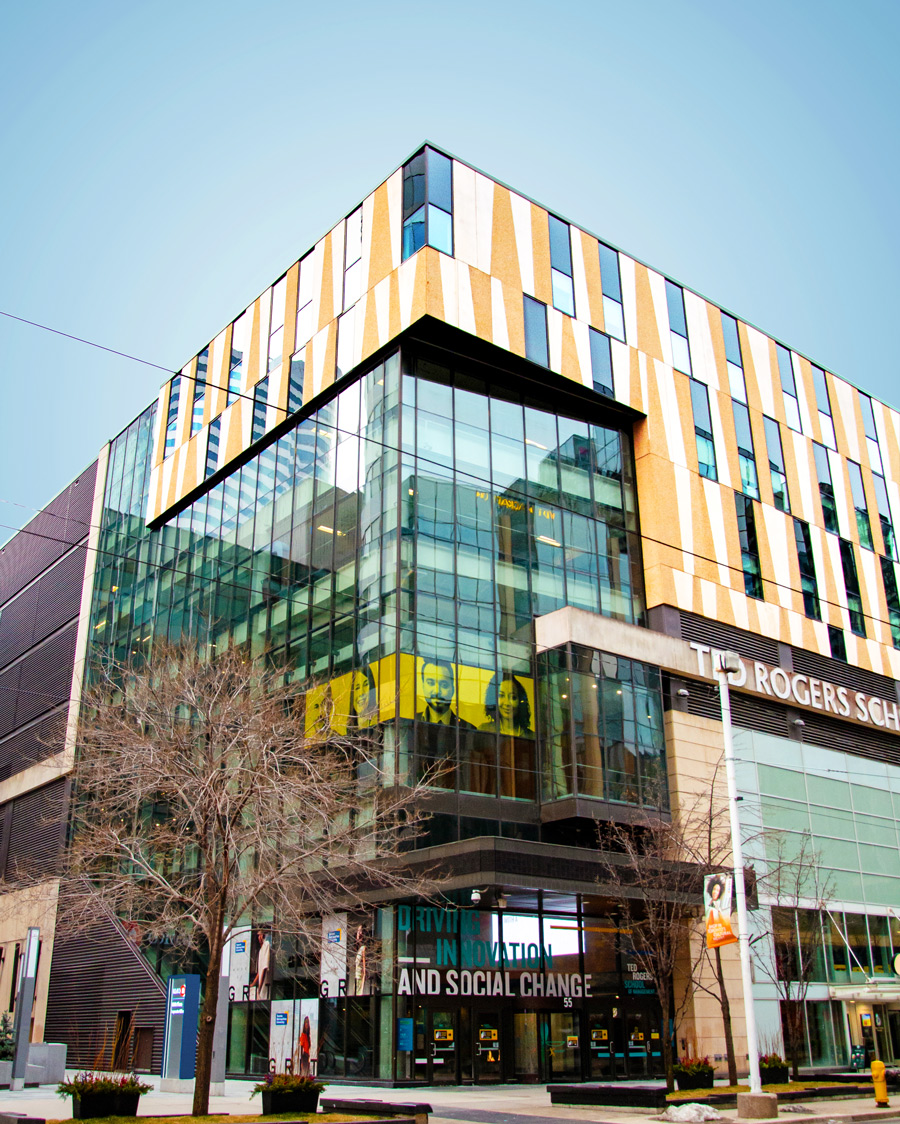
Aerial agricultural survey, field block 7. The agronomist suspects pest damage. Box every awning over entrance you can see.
[830,983,900,1002]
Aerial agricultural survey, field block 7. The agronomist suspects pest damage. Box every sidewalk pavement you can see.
[1,1076,899,1124]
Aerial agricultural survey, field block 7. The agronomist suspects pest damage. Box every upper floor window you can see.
[880,555,900,648]
[402,147,453,261]
[523,296,549,367]
[548,215,575,316]
[721,313,746,402]
[252,378,269,443]
[268,276,286,373]
[164,376,181,455]
[763,416,790,513]
[813,442,838,534]
[872,472,897,560]
[732,401,759,499]
[589,328,614,397]
[229,310,251,405]
[343,208,364,310]
[847,460,873,550]
[665,280,691,374]
[811,365,835,449]
[597,242,625,342]
[776,343,802,432]
[735,492,763,599]
[839,537,865,636]
[191,349,208,436]
[793,518,820,620]
[205,417,221,479]
[859,391,883,473]
[828,623,847,662]
[295,254,315,353]
[689,379,716,480]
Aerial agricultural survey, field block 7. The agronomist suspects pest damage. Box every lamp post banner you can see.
[704,873,738,949]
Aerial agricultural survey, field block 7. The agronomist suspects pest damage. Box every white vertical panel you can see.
[452,161,477,268]
[674,462,695,576]
[546,306,563,373]
[830,379,862,464]
[684,292,717,389]
[673,567,694,608]
[331,222,345,315]
[702,478,732,588]
[386,169,402,271]
[611,339,630,407]
[570,228,590,324]
[746,327,776,417]
[398,255,419,328]
[360,191,375,299]
[474,172,494,276]
[636,348,649,415]
[707,387,731,488]
[571,319,592,388]
[373,276,391,348]
[647,270,673,370]
[211,327,228,393]
[792,353,815,435]
[308,239,326,339]
[490,277,509,352]
[457,263,476,336]
[729,587,750,631]
[760,506,793,609]
[788,431,816,524]
[257,288,272,382]
[618,255,639,348]
[310,325,331,400]
[509,191,533,295]
[655,362,687,467]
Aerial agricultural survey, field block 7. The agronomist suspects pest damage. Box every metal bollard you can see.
[872,1059,890,1108]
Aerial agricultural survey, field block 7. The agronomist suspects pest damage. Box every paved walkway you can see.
[1,1076,899,1124]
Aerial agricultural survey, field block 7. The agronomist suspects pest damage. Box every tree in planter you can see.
[753,831,833,1080]
[38,643,441,1117]
[0,1010,14,1061]
[594,810,702,1093]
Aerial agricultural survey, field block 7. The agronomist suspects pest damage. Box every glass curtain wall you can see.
[89,348,657,819]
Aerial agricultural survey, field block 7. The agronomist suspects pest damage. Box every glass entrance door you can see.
[542,1011,581,1081]
[588,1007,613,1078]
[413,1007,458,1083]
[473,1009,503,1083]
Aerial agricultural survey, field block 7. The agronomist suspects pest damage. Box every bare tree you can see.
[753,831,833,1079]
[45,644,439,1115]
[595,812,700,1093]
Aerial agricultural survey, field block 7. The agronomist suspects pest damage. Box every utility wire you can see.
[0,309,174,373]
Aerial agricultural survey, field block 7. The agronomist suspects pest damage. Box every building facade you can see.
[3,143,900,1082]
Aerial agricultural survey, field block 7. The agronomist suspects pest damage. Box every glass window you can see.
[777,344,802,432]
[164,375,181,455]
[205,417,220,479]
[847,461,873,550]
[811,365,835,448]
[597,242,625,342]
[229,310,251,405]
[252,378,268,443]
[690,379,716,480]
[872,473,896,560]
[549,215,575,316]
[295,254,315,350]
[732,401,759,498]
[763,416,790,513]
[839,538,865,636]
[880,555,900,648]
[735,492,763,599]
[665,280,691,374]
[523,296,549,367]
[721,313,746,401]
[191,349,208,435]
[828,624,847,662]
[860,393,878,440]
[268,276,287,371]
[589,328,614,396]
[402,148,453,261]
[813,443,838,534]
[793,519,820,620]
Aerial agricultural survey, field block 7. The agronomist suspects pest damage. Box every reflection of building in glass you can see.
[4,142,900,1082]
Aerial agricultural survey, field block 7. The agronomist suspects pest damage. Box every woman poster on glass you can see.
[704,873,738,949]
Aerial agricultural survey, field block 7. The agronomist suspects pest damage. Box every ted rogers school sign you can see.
[690,643,900,733]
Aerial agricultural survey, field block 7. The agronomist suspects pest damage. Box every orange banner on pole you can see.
[704,873,738,949]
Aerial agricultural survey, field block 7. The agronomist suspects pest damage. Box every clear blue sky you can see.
[2,0,898,539]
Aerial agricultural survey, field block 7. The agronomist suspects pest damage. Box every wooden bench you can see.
[321,1097,431,1124]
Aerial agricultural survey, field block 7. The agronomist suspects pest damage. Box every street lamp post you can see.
[716,651,762,1095]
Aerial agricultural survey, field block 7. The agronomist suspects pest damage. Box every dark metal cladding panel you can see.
[678,610,780,665]
[4,777,68,881]
[0,462,96,607]
[14,624,78,727]
[0,710,68,782]
[0,584,39,670]
[45,910,167,1073]
[791,645,896,701]
[34,548,88,640]
[0,664,21,740]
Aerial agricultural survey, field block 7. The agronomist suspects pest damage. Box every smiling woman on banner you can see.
[704,873,738,949]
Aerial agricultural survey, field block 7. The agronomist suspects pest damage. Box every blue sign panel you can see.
[397,1017,414,1052]
[162,975,201,1079]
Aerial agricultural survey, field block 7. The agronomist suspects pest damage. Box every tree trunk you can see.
[192,942,222,1117]
[659,981,675,1093]
[714,947,737,1086]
